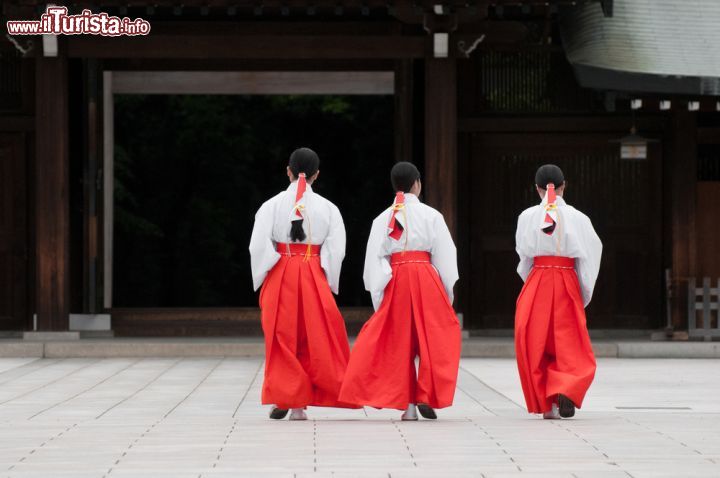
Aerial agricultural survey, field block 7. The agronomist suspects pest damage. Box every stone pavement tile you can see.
[33,359,181,421]
[200,474,293,478]
[516,462,629,472]
[212,466,316,474]
[325,473,390,478]
[4,358,720,477]
[485,474,576,478]
[565,473,632,478]
[0,359,57,380]
[0,359,41,377]
[626,468,720,478]
[109,474,200,478]
[3,472,107,478]
[391,472,484,478]
[468,358,720,414]
[0,359,99,405]
[293,474,339,478]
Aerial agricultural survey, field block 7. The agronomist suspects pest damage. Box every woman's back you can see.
[260,182,340,245]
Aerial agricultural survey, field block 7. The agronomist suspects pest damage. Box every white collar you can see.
[287,180,313,193]
[403,193,420,204]
[540,195,566,206]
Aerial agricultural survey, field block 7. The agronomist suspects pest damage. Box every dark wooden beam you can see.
[145,21,403,35]
[35,52,70,331]
[84,60,101,314]
[109,307,374,337]
[394,59,414,163]
[698,127,720,145]
[67,34,427,59]
[0,117,35,131]
[111,71,393,94]
[458,116,666,133]
[424,57,457,237]
[667,110,697,332]
[104,58,396,71]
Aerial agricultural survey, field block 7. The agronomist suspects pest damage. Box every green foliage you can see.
[113,94,394,307]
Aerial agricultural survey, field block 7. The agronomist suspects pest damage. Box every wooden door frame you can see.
[458,115,666,330]
[99,64,412,317]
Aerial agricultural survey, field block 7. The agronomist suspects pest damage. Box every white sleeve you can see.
[320,204,346,295]
[249,200,281,291]
[575,216,603,307]
[515,213,533,282]
[363,216,392,311]
[430,213,459,304]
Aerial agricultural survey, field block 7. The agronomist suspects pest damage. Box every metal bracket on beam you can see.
[433,4,448,15]
[42,34,58,57]
[457,34,485,58]
[4,33,34,56]
[433,32,449,58]
[423,12,458,58]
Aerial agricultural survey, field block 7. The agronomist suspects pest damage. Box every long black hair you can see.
[535,164,565,189]
[390,161,421,193]
[289,147,320,242]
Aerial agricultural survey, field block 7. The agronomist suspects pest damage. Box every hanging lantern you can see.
[611,126,657,160]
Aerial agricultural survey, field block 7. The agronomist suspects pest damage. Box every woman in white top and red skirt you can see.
[339,162,462,420]
[515,164,602,419]
[249,148,355,420]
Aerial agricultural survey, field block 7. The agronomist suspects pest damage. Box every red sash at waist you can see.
[533,256,575,269]
[391,251,431,265]
[276,243,321,256]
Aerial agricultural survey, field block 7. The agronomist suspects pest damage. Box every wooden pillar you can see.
[394,59,413,164]
[668,109,697,331]
[84,60,101,314]
[424,57,457,237]
[35,52,70,331]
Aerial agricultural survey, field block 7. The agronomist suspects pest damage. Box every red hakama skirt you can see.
[339,251,462,410]
[514,256,597,414]
[259,242,354,409]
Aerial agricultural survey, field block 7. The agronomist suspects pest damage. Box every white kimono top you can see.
[363,193,458,311]
[249,181,346,294]
[515,195,603,307]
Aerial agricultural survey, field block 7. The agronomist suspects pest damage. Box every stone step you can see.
[1,337,719,358]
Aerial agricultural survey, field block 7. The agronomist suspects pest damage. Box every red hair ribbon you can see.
[294,173,307,219]
[541,183,558,235]
[388,191,405,240]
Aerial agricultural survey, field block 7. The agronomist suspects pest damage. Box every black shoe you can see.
[417,404,437,420]
[269,407,289,420]
[558,394,576,418]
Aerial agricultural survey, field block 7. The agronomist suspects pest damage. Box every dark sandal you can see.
[417,404,437,420]
[269,407,289,420]
[558,394,576,418]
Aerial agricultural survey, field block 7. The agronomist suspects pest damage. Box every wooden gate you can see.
[0,133,28,330]
[458,127,663,330]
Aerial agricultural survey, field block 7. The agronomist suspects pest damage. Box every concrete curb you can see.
[0,342,44,358]
[1,339,719,359]
[460,341,619,358]
[616,342,720,358]
[43,341,265,358]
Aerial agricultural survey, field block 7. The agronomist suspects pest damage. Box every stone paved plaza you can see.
[0,357,719,478]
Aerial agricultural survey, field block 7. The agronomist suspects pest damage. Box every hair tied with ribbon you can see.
[294,173,307,219]
[541,183,558,235]
[388,192,405,240]
[388,191,410,252]
[291,172,313,260]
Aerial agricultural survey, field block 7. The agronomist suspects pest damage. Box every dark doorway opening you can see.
[0,133,28,331]
[113,94,394,309]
